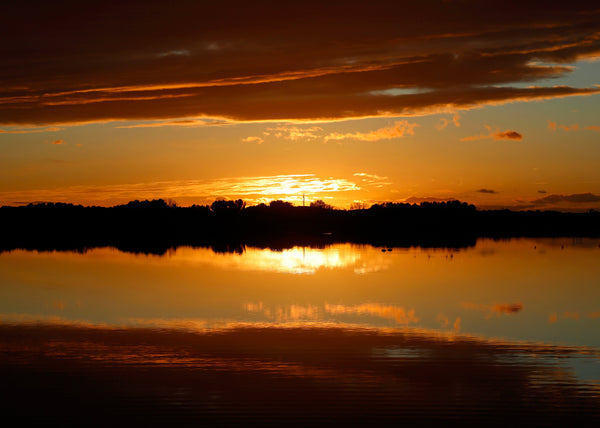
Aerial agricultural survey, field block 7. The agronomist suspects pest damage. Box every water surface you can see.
[1,238,599,425]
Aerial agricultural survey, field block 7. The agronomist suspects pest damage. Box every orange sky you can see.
[1,1,600,210]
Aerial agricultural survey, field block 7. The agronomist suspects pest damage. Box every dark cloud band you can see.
[2,1,599,125]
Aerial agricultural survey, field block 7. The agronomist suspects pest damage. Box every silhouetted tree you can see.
[310,200,333,209]
[210,199,246,215]
[350,202,369,210]
[269,200,294,209]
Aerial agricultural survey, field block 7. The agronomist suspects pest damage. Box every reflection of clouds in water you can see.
[3,319,600,426]
[325,303,418,325]
[549,311,600,323]
[463,302,523,319]
[437,313,462,332]
[478,248,496,257]
[245,302,419,325]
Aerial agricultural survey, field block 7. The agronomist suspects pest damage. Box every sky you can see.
[1,0,600,210]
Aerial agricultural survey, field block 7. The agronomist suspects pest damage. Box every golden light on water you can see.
[173,244,392,274]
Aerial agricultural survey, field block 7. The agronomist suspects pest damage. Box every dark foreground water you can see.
[1,238,599,425]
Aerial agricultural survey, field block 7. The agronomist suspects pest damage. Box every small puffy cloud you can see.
[494,130,522,140]
[461,126,522,141]
[548,121,579,131]
[436,112,461,130]
[51,139,65,145]
[324,120,417,142]
[585,125,600,132]
[537,190,547,194]
[476,188,498,194]
[242,136,264,144]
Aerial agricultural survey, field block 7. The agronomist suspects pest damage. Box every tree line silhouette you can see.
[0,199,598,254]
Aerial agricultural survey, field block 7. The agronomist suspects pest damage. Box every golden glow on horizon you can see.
[0,174,366,207]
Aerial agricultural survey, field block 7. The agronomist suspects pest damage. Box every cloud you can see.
[115,118,228,128]
[267,125,323,141]
[352,173,392,188]
[324,120,417,142]
[476,188,498,194]
[532,192,600,205]
[436,112,461,130]
[500,192,600,211]
[353,173,388,181]
[585,125,600,132]
[0,126,63,134]
[463,302,523,318]
[51,139,65,145]
[242,136,264,144]
[2,1,600,125]
[461,126,522,141]
[494,130,523,140]
[403,196,457,204]
[548,120,579,131]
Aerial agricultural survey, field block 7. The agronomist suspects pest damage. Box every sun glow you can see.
[0,174,362,207]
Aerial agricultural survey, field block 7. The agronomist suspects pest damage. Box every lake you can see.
[1,238,599,425]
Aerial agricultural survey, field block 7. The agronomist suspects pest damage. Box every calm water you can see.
[1,238,599,425]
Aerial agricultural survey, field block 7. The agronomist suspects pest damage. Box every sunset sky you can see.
[2,1,600,210]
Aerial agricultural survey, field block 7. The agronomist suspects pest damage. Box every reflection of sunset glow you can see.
[175,244,391,274]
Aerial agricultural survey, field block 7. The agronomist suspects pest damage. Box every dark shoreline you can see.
[1,199,599,255]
